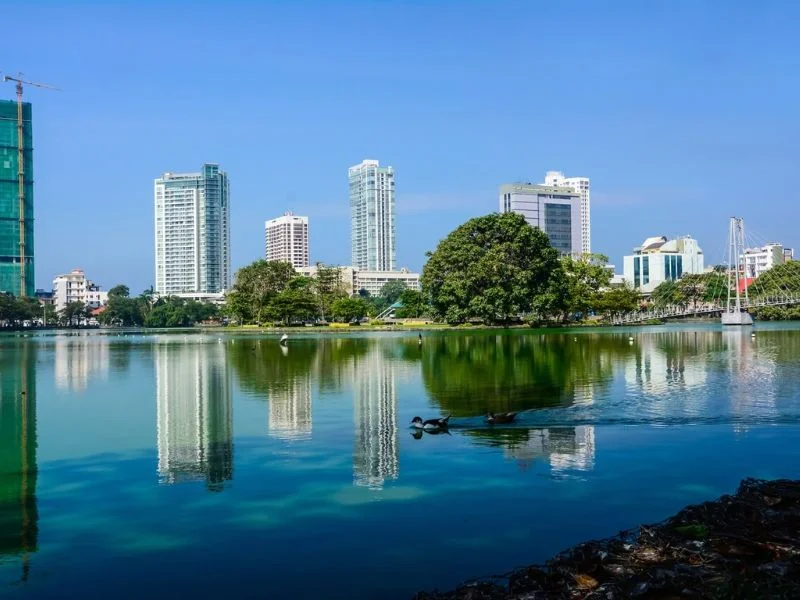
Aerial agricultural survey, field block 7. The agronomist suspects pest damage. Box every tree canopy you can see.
[421,212,561,324]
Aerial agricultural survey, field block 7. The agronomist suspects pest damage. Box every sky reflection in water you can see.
[1,325,800,598]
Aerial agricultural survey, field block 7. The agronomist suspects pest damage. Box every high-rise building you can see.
[0,100,34,297]
[543,171,591,254]
[154,164,230,295]
[265,212,309,268]
[349,159,395,271]
[498,183,582,255]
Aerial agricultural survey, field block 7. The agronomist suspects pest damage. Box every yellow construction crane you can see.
[2,73,58,297]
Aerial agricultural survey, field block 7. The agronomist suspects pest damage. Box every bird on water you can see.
[410,415,450,431]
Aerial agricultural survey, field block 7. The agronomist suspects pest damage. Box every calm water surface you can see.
[2,325,800,598]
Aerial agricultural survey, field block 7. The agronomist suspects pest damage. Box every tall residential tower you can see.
[0,100,34,296]
[543,171,590,254]
[154,164,230,295]
[349,159,395,271]
[265,212,309,268]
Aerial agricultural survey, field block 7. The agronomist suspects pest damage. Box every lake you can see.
[2,324,800,598]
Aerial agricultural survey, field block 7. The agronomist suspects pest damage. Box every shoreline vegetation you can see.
[3,214,799,330]
[413,478,800,600]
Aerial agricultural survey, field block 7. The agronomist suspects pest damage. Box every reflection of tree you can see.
[422,333,626,415]
[0,341,38,581]
[228,337,370,398]
[156,342,233,492]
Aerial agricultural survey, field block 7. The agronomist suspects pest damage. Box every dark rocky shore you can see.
[414,479,800,599]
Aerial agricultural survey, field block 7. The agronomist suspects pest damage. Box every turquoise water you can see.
[2,325,800,598]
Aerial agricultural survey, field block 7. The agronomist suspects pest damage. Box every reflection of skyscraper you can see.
[0,342,38,581]
[504,427,596,473]
[54,335,110,391]
[156,342,233,491]
[268,374,312,440]
[353,346,399,489]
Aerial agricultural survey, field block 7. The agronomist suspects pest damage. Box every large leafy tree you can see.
[395,289,429,318]
[558,253,613,320]
[99,283,145,326]
[267,277,318,325]
[330,298,369,322]
[226,260,297,324]
[380,280,407,305]
[312,264,348,322]
[595,284,641,320]
[421,212,560,324]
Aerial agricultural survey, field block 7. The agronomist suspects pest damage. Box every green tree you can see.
[421,212,560,325]
[595,284,641,320]
[380,280,407,305]
[267,277,318,325]
[226,260,297,324]
[108,284,130,298]
[61,301,88,327]
[748,261,800,297]
[395,289,429,318]
[650,280,686,308]
[330,298,369,322]
[558,253,613,321]
[312,264,348,322]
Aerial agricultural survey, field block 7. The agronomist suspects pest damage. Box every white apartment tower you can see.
[543,171,591,254]
[265,212,309,268]
[349,159,396,271]
[154,164,230,295]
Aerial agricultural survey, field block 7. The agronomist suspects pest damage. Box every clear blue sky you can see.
[4,0,798,293]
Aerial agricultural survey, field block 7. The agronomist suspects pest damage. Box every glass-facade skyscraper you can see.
[349,159,395,271]
[0,100,34,297]
[154,164,230,295]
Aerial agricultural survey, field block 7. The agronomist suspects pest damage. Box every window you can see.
[633,257,640,288]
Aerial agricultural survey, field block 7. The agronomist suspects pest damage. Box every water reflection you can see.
[420,333,622,415]
[0,342,38,582]
[54,334,110,391]
[268,372,313,441]
[352,346,399,489]
[155,341,233,491]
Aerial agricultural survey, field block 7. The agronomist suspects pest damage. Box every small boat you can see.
[486,411,518,425]
[411,415,450,431]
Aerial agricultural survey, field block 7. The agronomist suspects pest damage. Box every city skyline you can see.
[4,2,799,292]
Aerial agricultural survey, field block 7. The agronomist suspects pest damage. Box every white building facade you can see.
[623,236,705,293]
[349,159,396,271]
[154,164,230,295]
[297,265,420,298]
[741,243,791,278]
[543,171,591,254]
[498,183,582,255]
[265,212,309,268]
[52,268,108,312]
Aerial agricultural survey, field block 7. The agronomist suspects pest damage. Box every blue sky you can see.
[4,0,798,293]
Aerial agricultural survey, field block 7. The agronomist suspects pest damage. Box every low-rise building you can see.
[741,243,791,278]
[622,236,704,293]
[52,269,109,312]
[297,265,420,298]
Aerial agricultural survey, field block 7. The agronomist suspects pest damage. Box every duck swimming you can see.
[411,415,450,431]
[486,411,518,425]
[279,334,289,346]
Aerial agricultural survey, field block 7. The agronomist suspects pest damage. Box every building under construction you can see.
[0,99,34,297]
